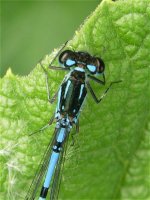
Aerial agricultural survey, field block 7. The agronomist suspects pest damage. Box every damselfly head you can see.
[59,50,105,75]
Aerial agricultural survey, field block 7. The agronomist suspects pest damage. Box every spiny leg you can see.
[48,66,70,71]
[40,63,61,104]
[40,41,69,104]
[87,73,106,85]
[76,120,79,133]
[49,41,68,66]
[86,80,122,104]
[29,114,55,136]
[70,120,80,146]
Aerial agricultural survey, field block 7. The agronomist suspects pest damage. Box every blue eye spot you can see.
[66,59,75,66]
[87,65,96,73]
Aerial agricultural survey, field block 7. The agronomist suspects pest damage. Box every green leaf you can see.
[0,0,150,199]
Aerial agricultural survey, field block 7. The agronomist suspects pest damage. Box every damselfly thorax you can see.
[55,67,87,125]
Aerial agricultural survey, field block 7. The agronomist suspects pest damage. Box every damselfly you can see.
[25,42,121,200]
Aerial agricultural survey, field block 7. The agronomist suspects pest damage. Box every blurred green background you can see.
[1,0,100,77]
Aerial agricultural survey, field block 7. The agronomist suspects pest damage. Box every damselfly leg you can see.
[40,63,70,104]
[40,41,68,104]
[70,120,80,146]
[29,114,55,136]
[75,120,79,133]
[40,64,60,104]
[86,79,122,103]
[87,73,106,85]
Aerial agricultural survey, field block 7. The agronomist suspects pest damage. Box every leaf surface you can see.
[0,0,150,199]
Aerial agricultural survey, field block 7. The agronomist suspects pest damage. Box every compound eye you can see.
[59,50,75,67]
[95,57,105,73]
[87,64,97,74]
[65,59,76,67]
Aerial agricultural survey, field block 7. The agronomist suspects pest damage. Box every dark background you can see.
[1,1,100,77]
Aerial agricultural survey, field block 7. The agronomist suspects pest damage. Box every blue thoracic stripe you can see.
[64,80,71,98]
[57,87,62,111]
[79,84,84,99]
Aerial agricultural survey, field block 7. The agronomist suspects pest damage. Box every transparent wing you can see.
[50,129,70,200]
[25,130,57,200]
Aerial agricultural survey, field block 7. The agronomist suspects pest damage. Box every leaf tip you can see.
[5,68,14,77]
